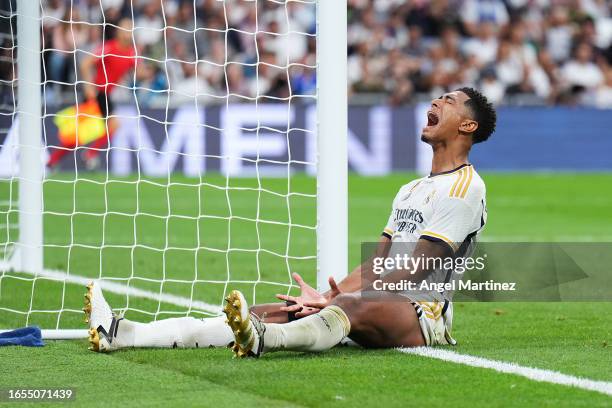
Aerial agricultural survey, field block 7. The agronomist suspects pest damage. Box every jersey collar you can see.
[429,163,471,178]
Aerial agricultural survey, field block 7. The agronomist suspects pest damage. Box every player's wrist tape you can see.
[285,301,299,322]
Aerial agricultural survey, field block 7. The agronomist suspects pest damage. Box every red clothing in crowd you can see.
[92,39,136,94]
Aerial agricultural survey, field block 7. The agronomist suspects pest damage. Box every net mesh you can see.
[0,0,318,329]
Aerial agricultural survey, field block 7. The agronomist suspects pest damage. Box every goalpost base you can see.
[0,329,88,340]
[41,329,88,340]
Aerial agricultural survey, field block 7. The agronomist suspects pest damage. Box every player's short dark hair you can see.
[456,87,496,144]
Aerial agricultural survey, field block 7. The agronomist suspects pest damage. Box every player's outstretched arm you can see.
[341,235,393,291]
[305,238,451,310]
[373,238,452,289]
[273,236,391,317]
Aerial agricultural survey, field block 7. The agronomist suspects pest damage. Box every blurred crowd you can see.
[32,0,612,107]
[347,0,612,106]
[39,0,316,108]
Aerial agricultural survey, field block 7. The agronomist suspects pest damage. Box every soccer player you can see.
[47,18,136,169]
[84,87,496,355]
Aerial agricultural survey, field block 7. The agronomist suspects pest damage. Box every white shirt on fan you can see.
[562,61,604,90]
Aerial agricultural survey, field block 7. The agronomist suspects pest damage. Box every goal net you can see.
[0,0,346,338]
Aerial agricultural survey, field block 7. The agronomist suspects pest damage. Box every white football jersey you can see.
[381,164,487,300]
[383,163,487,251]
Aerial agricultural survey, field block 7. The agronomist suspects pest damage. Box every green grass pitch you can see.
[1,173,611,407]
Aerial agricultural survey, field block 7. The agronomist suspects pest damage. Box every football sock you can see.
[261,305,351,353]
[117,316,234,349]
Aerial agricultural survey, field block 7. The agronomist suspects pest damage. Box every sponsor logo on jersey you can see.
[394,207,424,233]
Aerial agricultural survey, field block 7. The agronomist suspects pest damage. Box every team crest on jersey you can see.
[424,189,436,205]
[401,181,423,201]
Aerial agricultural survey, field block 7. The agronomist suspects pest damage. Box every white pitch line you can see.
[0,265,221,315]
[0,223,18,229]
[400,347,612,398]
[481,235,612,242]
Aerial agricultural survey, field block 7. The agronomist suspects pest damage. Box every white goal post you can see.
[16,0,43,276]
[316,0,347,292]
[0,0,347,340]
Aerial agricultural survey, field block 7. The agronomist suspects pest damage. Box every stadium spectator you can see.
[199,38,226,97]
[460,0,509,37]
[479,67,505,104]
[545,6,575,63]
[169,62,213,106]
[47,8,88,87]
[462,22,499,68]
[537,49,562,101]
[593,66,612,107]
[386,48,417,105]
[404,0,460,38]
[561,42,604,91]
[507,22,538,68]
[133,61,167,106]
[133,2,163,48]
[227,62,252,100]
[166,2,207,61]
[43,0,65,29]
[495,40,527,93]
[404,25,427,57]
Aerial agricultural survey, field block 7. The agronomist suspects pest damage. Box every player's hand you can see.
[275,272,326,313]
[301,277,341,312]
[275,273,341,317]
[276,272,323,311]
[293,306,320,318]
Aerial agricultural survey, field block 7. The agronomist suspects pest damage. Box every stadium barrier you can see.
[0,104,611,177]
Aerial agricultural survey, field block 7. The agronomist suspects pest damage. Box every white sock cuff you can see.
[322,305,351,337]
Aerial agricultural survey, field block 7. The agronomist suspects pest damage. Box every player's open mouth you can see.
[426,111,439,127]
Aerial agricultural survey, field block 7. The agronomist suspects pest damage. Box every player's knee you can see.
[332,293,380,331]
[331,293,362,316]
